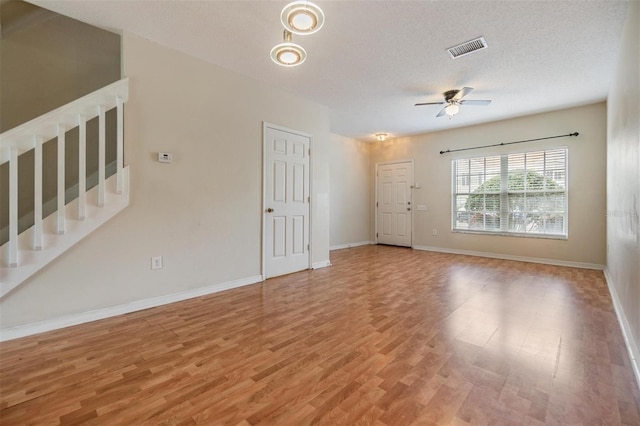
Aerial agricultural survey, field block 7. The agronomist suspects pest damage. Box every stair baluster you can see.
[78,113,87,220]
[33,136,43,250]
[57,125,66,234]
[97,105,105,207]
[116,97,124,194]
[8,146,18,267]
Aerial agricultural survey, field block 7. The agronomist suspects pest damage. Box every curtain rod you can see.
[439,132,579,155]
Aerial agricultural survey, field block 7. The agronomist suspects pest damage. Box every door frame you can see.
[374,159,415,247]
[262,122,313,280]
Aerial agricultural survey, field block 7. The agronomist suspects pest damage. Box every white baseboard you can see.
[0,274,264,342]
[312,260,332,269]
[412,245,605,270]
[604,268,640,391]
[330,241,373,251]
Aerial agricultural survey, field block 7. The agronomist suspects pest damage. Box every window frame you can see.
[450,147,569,240]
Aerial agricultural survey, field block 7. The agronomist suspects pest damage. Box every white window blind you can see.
[452,148,567,238]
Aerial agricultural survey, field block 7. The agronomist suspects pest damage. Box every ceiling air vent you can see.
[447,37,488,59]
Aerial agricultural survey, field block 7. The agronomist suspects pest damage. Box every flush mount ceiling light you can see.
[281,1,325,35]
[375,133,389,141]
[270,30,307,67]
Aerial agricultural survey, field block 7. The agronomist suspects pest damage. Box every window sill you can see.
[451,229,568,240]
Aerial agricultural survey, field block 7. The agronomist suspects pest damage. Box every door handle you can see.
[407,207,411,211]
[266,208,274,213]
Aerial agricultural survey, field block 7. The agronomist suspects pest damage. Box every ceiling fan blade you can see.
[452,87,473,101]
[415,101,446,106]
[436,107,447,118]
[459,99,492,106]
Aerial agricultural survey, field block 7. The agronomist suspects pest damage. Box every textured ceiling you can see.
[27,0,628,141]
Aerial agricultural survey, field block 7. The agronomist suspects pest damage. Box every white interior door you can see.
[376,161,413,247]
[264,125,310,278]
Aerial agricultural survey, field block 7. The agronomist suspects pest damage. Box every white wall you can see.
[0,32,331,329]
[606,0,639,383]
[329,134,371,249]
[369,103,607,267]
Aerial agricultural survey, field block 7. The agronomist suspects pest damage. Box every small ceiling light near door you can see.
[271,30,307,67]
[281,1,325,35]
[375,133,389,141]
[445,103,459,117]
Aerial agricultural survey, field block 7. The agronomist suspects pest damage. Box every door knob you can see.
[266,208,274,213]
[407,207,411,211]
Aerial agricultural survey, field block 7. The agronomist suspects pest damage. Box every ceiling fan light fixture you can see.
[281,1,325,35]
[445,103,459,117]
[271,30,307,66]
[375,133,389,141]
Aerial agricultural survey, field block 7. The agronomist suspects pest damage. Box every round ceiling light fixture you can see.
[375,133,389,141]
[445,103,460,117]
[270,30,307,67]
[281,1,325,35]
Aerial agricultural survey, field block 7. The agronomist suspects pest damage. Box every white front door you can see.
[264,125,310,278]
[376,161,413,247]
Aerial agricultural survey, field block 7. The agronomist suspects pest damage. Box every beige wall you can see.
[606,0,639,376]
[0,32,331,328]
[329,134,371,248]
[369,103,607,266]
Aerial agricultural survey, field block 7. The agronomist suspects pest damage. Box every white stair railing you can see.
[0,78,130,297]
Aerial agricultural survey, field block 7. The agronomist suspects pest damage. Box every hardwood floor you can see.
[1,245,639,425]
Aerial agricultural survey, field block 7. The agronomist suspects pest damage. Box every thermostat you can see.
[158,152,173,163]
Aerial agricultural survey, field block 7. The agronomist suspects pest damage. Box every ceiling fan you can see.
[415,87,491,118]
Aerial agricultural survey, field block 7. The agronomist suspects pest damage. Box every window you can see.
[452,148,567,238]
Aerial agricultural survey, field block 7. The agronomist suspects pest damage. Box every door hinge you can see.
[307,244,310,251]
[376,233,378,238]
[308,148,311,155]
[308,196,310,203]
[376,202,378,207]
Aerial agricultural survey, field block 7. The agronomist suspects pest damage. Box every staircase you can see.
[0,78,130,297]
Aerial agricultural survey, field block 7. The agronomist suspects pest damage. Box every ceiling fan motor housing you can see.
[444,89,459,102]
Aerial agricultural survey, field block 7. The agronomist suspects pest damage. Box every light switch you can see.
[417,205,427,211]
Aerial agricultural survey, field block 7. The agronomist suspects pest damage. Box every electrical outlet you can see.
[151,256,163,270]
[432,229,438,236]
